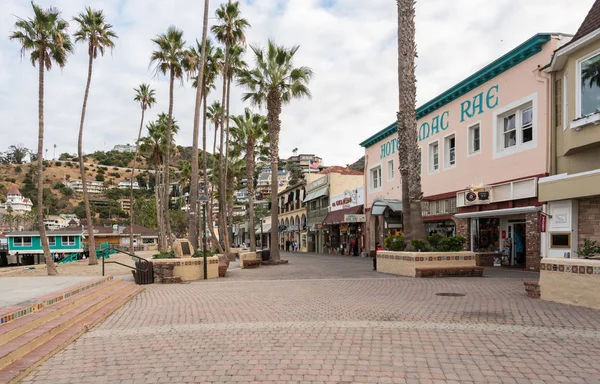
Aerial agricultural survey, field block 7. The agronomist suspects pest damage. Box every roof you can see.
[318,166,363,176]
[277,181,306,196]
[56,226,116,234]
[6,231,84,237]
[122,225,158,236]
[571,0,600,45]
[360,33,554,148]
[7,186,21,195]
[323,205,364,225]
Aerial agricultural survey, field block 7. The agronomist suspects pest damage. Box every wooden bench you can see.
[242,259,261,269]
[415,266,484,278]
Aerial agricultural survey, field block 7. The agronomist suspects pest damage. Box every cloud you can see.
[0,0,592,166]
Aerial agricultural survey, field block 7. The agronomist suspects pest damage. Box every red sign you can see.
[502,230,506,239]
[540,214,546,233]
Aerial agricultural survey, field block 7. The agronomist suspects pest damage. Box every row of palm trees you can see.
[10,0,314,273]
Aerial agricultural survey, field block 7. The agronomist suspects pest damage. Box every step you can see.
[0,276,114,327]
[0,280,132,370]
[0,283,144,384]
[0,279,123,346]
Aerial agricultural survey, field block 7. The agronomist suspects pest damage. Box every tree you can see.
[212,0,250,257]
[5,144,31,164]
[10,2,74,275]
[150,26,186,249]
[129,83,156,254]
[206,101,225,253]
[396,0,426,241]
[230,109,268,251]
[73,6,118,265]
[238,40,313,261]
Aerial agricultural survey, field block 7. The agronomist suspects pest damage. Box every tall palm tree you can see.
[212,0,250,257]
[230,109,268,251]
[206,101,225,253]
[73,7,118,265]
[184,0,210,250]
[238,40,313,261]
[10,2,74,275]
[150,26,186,249]
[396,0,425,241]
[129,84,156,253]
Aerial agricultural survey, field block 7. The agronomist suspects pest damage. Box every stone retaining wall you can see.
[239,252,258,269]
[540,258,600,309]
[376,251,477,277]
[151,257,219,282]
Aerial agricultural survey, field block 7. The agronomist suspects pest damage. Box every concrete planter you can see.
[151,257,219,282]
[376,251,478,277]
[540,258,600,309]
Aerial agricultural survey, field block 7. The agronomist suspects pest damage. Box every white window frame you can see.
[467,121,482,157]
[492,93,538,159]
[369,163,382,192]
[48,236,56,246]
[575,48,600,119]
[563,71,569,131]
[64,236,76,246]
[428,140,439,174]
[443,133,456,169]
[387,159,394,181]
[14,237,32,247]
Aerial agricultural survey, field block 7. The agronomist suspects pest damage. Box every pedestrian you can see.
[285,240,290,252]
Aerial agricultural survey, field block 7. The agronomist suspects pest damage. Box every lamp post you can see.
[199,194,209,280]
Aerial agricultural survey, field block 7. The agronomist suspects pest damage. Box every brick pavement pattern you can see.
[22,253,600,384]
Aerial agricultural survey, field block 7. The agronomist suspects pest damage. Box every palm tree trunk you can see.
[397,0,426,240]
[129,107,146,254]
[267,89,282,261]
[37,52,56,275]
[155,166,164,251]
[209,116,224,254]
[247,140,256,252]
[78,51,97,265]
[218,47,230,256]
[164,71,175,249]
[224,77,233,249]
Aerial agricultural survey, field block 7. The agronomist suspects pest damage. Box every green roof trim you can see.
[359,33,553,148]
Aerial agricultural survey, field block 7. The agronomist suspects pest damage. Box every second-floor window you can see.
[444,134,456,168]
[64,236,76,246]
[370,166,382,190]
[468,123,481,155]
[14,237,32,247]
[580,52,600,117]
[48,236,56,246]
[387,159,394,181]
[494,96,536,157]
[429,141,439,173]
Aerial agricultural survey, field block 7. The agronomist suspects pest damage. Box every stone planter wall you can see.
[540,258,600,309]
[151,257,219,282]
[239,252,258,269]
[376,251,477,277]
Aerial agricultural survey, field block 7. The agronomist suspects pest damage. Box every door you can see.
[507,220,526,266]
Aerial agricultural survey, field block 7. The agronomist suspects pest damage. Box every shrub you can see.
[152,251,175,259]
[96,168,105,174]
[436,236,466,252]
[384,234,405,251]
[53,182,65,190]
[54,161,62,166]
[113,167,119,171]
[95,174,105,182]
[14,166,22,173]
[411,239,432,252]
[575,239,600,258]
[427,233,444,250]
[109,172,120,178]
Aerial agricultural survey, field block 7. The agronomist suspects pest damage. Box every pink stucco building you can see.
[360,33,571,271]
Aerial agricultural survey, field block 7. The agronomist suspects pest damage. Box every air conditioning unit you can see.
[464,187,492,206]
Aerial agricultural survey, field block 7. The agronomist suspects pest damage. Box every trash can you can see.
[133,260,154,285]
[261,248,271,261]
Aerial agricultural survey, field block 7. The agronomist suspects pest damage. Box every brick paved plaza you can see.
[23,253,600,384]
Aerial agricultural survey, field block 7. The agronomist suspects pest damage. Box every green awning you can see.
[303,186,329,203]
[371,199,402,216]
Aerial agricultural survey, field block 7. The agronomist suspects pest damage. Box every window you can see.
[522,107,533,143]
[444,134,456,168]
[387,159,394,181]
[503,114,517,148]
[493,95,536,158]
[48,236,56,246]
[370,166,382,190]
[428,141,439,173]
[550,233,570,249]
[14,237,32,247]
[64,236,76,246]
[579,53,600,117]
[468,123,481,155]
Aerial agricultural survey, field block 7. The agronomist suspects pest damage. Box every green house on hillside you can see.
[6,231,85,265]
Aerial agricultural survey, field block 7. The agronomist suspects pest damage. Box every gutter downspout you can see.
[364,154,369,254]
[535,67,551,260]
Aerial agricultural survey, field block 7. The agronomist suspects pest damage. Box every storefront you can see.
[322,205,364,255]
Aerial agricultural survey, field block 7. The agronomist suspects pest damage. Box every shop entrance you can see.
[507,220,526,266]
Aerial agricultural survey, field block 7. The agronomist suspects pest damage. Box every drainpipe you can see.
[535,68,552,176]
[364,154,369,254]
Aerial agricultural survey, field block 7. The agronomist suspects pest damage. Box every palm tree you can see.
[230,109,268,252]
[212,0,250,257]
[10,2,74,275]
[396,0,425,241]
[238,40,313,261]
[184,0,210,250]
[206,101,225,253]
[73,7,118,265]
[129,84,156,253]
[150,26,186,249]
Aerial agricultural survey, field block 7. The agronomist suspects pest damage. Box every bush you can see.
[411,239,432,252]
[436,236,466,252]
[14,166,22,173]
[427,233,444,250]
[384,234,405,251]
[109,172,120,178]
[54,161,62,166]
[152,251,175,259]
[97,168,105,174]
[95,174,105,182]
[53,182,65,190]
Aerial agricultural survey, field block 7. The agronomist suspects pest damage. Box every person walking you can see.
[285,239,290,252]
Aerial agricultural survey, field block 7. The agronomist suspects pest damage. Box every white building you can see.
[67,179,106,194]
[43,215,69,230]
[112,144,136,153]
[117,180,140,190]
[4,186,33,213]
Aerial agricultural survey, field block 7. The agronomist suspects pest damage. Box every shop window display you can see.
[474,218,500,252]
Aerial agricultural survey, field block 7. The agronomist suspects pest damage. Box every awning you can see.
[370,199,402,216]
[255,223,271,234]
[454,206,541,219]
[323,205,364,225]
[303,186,328,203]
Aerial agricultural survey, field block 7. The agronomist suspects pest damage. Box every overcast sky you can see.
[0,0,592,166]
